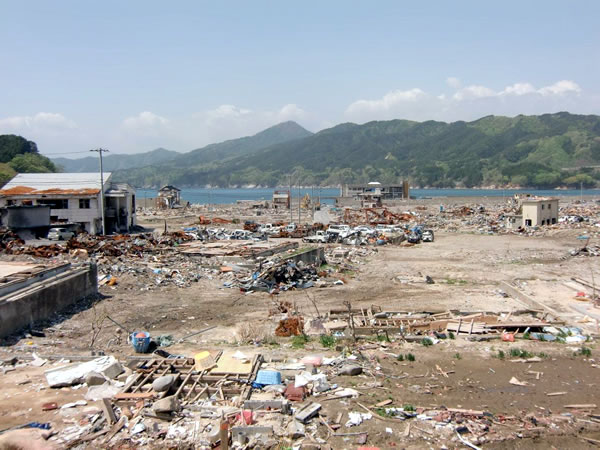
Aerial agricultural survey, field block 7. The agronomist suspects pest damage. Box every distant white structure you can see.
[521,197,559,227]
[0,173,136,234]
[506,197,559,229]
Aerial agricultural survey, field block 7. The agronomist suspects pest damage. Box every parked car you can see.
[303,230,329,243]
[326,224,351,240]
[353,225,376,236]
[48,227,75,241]
[258,223,281,235]
[422,229,435,242]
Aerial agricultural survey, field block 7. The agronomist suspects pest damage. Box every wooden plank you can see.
[101,398,117,424]
[175,370,194,398]
[103,416,126,444]
[211,351,255,375]
[114,392,155,400]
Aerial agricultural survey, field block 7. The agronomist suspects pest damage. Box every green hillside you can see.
[112,112,600,188]
[0,135,58,185]
[112,121,313,187]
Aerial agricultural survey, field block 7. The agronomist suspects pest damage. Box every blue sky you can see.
[1,0,598,155]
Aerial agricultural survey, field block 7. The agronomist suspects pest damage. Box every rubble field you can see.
[0,197,599,449]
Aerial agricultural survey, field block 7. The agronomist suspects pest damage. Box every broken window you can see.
[38,199,69,209]
[79,199,91,209]
[525,219,532,226]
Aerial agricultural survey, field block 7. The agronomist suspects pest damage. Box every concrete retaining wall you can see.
[284,247,325,265]
[0,263,98,338]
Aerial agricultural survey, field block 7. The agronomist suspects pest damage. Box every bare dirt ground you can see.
[1,202,599,448]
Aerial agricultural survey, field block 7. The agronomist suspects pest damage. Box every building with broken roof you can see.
[157,185,181,209]
[522,197,559,227]
[506,197,559,229]
[0,173,136,234]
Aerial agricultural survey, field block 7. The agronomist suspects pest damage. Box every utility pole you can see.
[580,181,583,203]
[311,185,314,221]
[298,185,301,225]
[90,148,109,235]
[289,175,293,224]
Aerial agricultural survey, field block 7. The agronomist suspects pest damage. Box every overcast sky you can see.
[1,1,599,157]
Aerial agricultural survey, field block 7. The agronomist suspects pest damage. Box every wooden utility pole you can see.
[90,148,109,235]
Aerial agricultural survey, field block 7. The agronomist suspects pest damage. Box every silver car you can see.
[48,227,75,241]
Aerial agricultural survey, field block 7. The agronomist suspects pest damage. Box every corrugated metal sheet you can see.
[0,173,112,196]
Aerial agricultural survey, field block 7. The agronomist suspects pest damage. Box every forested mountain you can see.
[53,121,313,177]
[53,148,179,172]
[0,135,58,185]
[110,112,600,188]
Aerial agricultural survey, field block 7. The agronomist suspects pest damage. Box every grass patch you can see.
[509,348,534,358]
[319,335,336,348]
[375,407,396,418]
[575,347,592,357]
[377,334,391,343]
[448,331,455,340]
[397,353,416,362]
[446,278,468,285]
[421,337,433,347]
[454,353,462,360]
[494,350,505,360]
[403,404,415,412]
[291,334,310,349]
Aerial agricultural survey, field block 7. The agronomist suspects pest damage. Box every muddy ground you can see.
[0,202,599,448]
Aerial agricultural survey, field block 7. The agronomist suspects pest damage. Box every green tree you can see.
[0,135,37,163]
[9,153,57,173]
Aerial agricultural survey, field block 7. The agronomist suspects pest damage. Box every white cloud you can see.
[122,111,169,130]
[346,88,426,115]
[446,77,461,89]
[538,80,581,96]
[0,112,76,131]
[278,103,306,120]
[499,82,537,96]
[453,85,497,101]
[345,79,587,123]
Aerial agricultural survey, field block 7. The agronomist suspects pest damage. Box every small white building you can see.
[506,197,559,229]
[522,198,559,227]
[0,173,136,234]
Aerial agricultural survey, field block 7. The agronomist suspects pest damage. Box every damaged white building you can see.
[0,173,136,234]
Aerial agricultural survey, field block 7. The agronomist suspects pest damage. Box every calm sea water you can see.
[136,187,600,205]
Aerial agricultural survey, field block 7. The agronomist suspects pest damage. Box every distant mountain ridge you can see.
[53,147,180,172]
[52,120,313,175]
[115,113,600,188]
[55,114,600,188]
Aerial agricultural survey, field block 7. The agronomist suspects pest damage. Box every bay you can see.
[136,187,600,205]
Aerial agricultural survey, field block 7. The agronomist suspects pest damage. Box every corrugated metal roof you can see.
[0,173,112,196]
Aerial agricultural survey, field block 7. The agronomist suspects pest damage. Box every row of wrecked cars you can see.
[304,224,434,245]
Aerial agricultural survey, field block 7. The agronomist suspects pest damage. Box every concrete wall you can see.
[0,263,98,338]
[284,246,325,265]
[1,206,50,228]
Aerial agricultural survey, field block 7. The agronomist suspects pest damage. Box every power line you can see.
[41,151,94,156]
